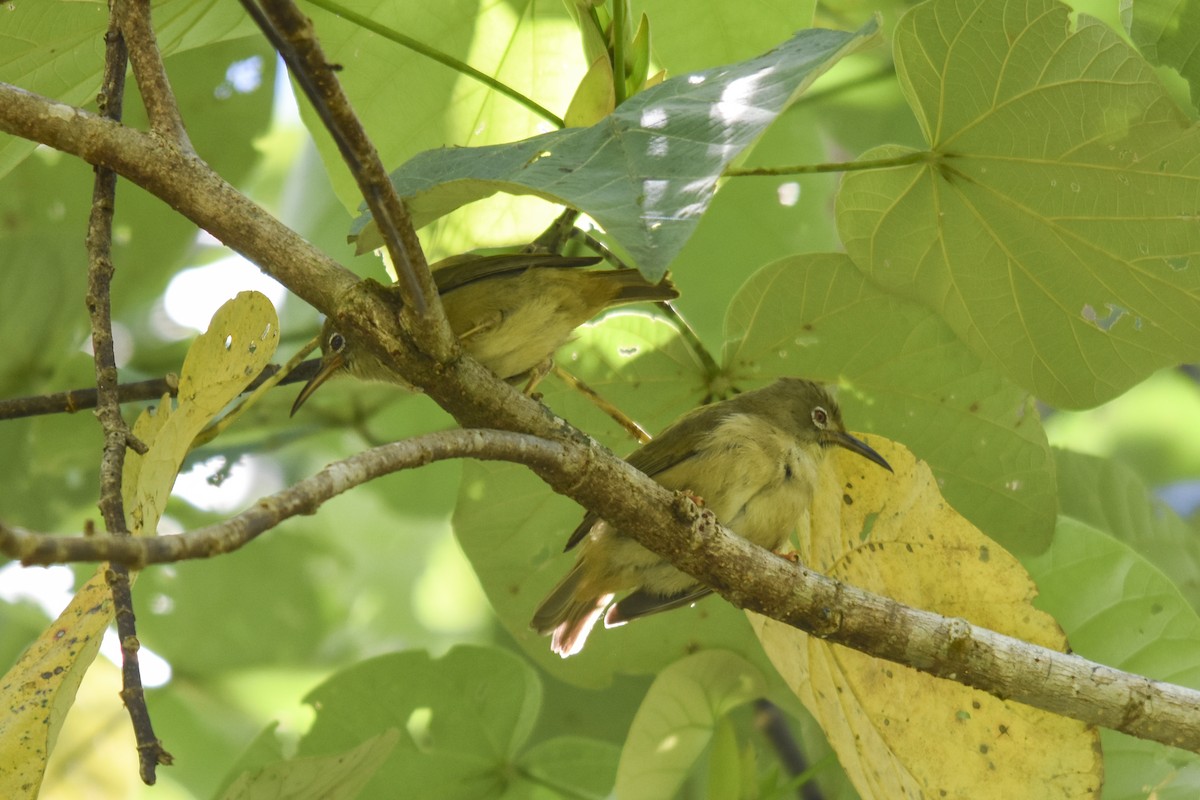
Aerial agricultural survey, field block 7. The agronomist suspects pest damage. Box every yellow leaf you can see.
[122,394,173,535]
[128,291,279,537]
[0,292,280,793]
[40,657,144,796]
[751,437,1102,799]
[564,53,616,128]
[0,568,110,799]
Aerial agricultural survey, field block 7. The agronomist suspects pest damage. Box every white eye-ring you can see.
[327,332,346,353]
[811,406,829,429]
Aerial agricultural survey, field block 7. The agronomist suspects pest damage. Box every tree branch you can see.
[245,0,446,338]
[3,22,1198,764]
[1,429,582,566]
[85,10,169,782]
[115,0,191,148]
[3,427,1200,754]
[0,362,319,421]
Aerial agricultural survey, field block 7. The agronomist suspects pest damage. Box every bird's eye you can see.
[327,332,346,353]
[811,406,829,429]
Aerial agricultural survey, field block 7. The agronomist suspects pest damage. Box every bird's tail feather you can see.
[530,562,612,657]
[603,270,679,304]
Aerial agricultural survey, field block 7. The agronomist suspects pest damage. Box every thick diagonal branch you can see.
[2,427,1200,754]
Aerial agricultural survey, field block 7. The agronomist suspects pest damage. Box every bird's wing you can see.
[605,586,713,625]
[432,253,601,294]
[563,405,723,551]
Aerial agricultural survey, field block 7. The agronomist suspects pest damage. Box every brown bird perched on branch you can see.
[291,251,678,414]
[530,378,892,657]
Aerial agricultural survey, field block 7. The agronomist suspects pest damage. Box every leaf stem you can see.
[611,0,627,106]
[568,228,722,380]
[304,0,565,128]
[790,61,895,108]
[725,150,932,178]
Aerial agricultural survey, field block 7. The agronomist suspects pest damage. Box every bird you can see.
[290,251,679,414]
[530,378,892,657]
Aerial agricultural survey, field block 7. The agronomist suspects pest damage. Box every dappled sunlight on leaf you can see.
[353,23,879,278]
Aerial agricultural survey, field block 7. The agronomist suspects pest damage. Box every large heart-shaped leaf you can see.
[837,0,1200,408]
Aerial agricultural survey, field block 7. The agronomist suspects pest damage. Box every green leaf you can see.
[638,0,818,73]
[564,53,617,128]
[837,0,1200,408]
[723,253,1055,555]
[1123,0,1200,110]
[0,0,257,179]
[1054,447,1200,612]
[219,729,398,800]
[1025,517,1200,799]
[296,646,611,799]
[301,0,585,221]
[136,531,334,672]
[213,722,286,800]
[354,22,880,279]
[625,13,651,97]
[0,152,94,395]
[514,736,620,799]
[615,651,767,800]
[707,715,744,800]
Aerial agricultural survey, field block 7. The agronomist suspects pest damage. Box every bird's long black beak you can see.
[825,430,893,472]
[290,352,344,416]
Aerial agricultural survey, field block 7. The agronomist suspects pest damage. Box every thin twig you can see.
[114,0,191,149]
[0,361,319,421]
[568,228,722,380]
[1,430,580,566]
[86,9,170,783]
[551,365,650,444]
[724,150,933,178]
